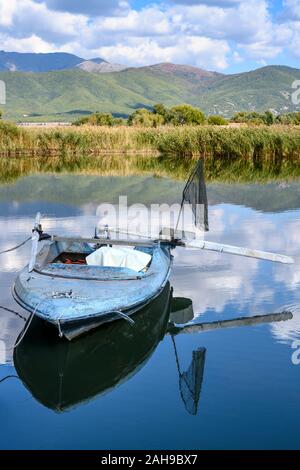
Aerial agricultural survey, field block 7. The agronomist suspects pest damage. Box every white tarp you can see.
[86,246,151,272]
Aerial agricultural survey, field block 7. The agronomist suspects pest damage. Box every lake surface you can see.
[0,173,300,450]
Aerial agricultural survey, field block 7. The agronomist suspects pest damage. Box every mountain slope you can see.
[195,65,300,116]
[0,64,299,121]
[0,68,201,120]
[0,51,90,72]
[77,61,127,73]
[144,62,223,83]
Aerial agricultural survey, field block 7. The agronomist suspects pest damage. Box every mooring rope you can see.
[0,305,27,321]
[10,313,35,350]
[2,295,50,352]
[12,293,58,350]
[0,375,19,384]
[111,310,135,325]
[0,236,31,256]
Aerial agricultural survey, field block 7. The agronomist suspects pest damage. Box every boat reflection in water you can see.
[14,283,206,415]
[13,282,291,416]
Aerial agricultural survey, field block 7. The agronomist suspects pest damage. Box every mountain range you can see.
[0,51,299,122]
[0,51,107,72]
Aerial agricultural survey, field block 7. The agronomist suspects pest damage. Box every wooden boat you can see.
[12,161,294,340]
[13,234,172,340]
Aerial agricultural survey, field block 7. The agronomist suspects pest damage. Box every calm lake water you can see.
[0,173,300,450]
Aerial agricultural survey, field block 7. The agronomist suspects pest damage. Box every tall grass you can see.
[0,122,300,181]
[0,124,160,155]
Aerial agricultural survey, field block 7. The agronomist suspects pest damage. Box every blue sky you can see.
[0,0,299,72]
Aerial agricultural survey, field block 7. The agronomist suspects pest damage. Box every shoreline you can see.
[0,149,160,157]
[0,124,299,183]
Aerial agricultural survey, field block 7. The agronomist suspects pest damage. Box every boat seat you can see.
[86,246,152,272]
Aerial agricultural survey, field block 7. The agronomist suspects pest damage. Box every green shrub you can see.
[0,120,21,138]
[231,111,265,124]
[264,110,275,126]
[73,112,115,126]
[276,112,300,125]
[231,110,279,126]
[113,117,127,126]
[153,103,168,119]
[167,104,206,126]
[128,109,164,127]
[207,115,228,125]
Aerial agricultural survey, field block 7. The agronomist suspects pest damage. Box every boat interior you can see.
[34,240,155,279]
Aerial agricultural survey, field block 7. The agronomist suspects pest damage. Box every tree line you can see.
[231,111,300,125]
[73,105,300,127]
[1,105,299,127]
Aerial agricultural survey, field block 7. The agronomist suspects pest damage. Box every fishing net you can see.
[180,160,209,232]
[179,347,206,416]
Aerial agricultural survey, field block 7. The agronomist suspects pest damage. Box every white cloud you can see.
[278,1,300,59]
[0,0,297,69]
[0,1,16,27]
[281,0,300,21]
[172,0,279,44]
[0,33,58,53]
[96,36,229,68]
[97,7,173,36]
[240,42,282,61]
[168,0,242,6]
[0,0,87,44]
[290,33,300,58]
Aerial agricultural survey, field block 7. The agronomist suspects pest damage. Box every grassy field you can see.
[0,122,300,182]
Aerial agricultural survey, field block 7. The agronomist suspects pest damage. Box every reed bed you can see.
[0,122,300,182]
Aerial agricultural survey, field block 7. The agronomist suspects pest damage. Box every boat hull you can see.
[13,242,172,338]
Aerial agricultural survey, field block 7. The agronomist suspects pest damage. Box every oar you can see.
[109,229,294,264]
[184,239,294,264]
[168,310,293,336]
[28,212,41,273]
[83,227,294,264]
